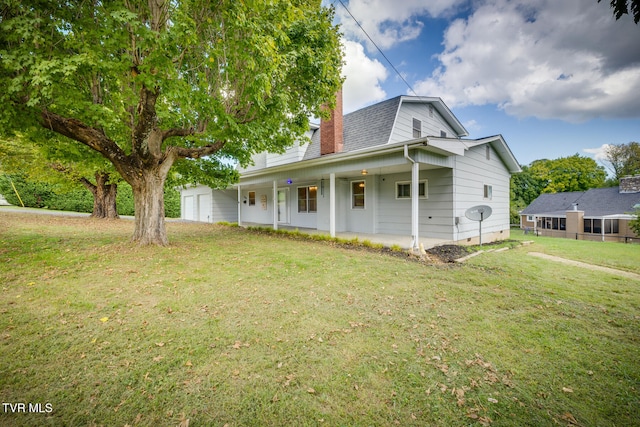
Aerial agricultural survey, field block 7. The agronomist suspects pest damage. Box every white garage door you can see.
[183,195,194,220]
[198,194,212,223]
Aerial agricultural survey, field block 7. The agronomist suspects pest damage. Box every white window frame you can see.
[395,180,428,200]
[483,184,493,200]
[248,191,256,206]
[351,180,366,209]
[412,118,422,138]
[297,186,317,213]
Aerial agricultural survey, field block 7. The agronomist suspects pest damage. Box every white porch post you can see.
[411,160,420,251]
[329,173,336,238]
[273,180,278,230]
[237,185,242,227]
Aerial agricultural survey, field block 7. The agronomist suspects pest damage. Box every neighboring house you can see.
[520,175,640,242]
[180,93,521,249]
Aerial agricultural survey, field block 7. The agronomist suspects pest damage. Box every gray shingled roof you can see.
[303,96,401,161]
[521,187,640,217]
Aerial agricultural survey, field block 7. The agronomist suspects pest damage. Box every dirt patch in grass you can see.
[426,245,471,263]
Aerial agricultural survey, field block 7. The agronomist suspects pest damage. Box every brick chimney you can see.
[619,175,640,193]
[320,88,344,155]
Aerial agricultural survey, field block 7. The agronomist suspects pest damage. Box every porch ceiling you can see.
[237,162,445,188]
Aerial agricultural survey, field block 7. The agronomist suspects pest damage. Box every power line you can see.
[336,0,419,97]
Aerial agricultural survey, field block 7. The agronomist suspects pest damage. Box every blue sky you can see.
[325,0,640,170]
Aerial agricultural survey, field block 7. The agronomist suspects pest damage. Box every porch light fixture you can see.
[361,169,368,175]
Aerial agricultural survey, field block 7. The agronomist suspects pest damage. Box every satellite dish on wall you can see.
[464,205,493,246]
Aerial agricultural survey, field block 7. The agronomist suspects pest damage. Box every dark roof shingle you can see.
[522,187,640,217]
[304,97,401,161]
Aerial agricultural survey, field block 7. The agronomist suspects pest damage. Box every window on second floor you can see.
[412,118,421,138]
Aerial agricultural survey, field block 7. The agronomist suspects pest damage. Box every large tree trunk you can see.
[130,167,169,246]
[80,172,119,219]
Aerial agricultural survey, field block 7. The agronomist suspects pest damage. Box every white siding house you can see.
[180,95,521,249]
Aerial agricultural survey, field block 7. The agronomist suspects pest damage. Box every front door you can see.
[277,189,289,223]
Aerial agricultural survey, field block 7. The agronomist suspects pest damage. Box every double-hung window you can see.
[412,118,422,138]
[352,181,365,209]
[297,186,317,213]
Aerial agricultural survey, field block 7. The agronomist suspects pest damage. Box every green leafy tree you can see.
[0,0,343,245]
[529,155,607,193]
[630,209,640,237]
[604,142,640,183]
[1,133,123,218]
[510,165,545,224]
[599,0,640,24]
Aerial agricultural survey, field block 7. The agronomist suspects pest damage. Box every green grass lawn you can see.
[509,228,640,274]
[1,212,638,426]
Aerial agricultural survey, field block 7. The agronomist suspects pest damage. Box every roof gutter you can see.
[403,143,416,164]
[240,138,431,179]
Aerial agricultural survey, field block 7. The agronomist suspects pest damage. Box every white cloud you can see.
[463,119,481,132]
[341,40,388,112]
[413,0,640,122]
[336,0,466,51]
[583,144,612,162]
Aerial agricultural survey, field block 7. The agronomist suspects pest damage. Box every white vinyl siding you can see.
[181,185,237,223]
[453,143,511,241]
[266,140,310,167]
[389,102,457,144]
[377,170,453,239]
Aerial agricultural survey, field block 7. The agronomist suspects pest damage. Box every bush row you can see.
[0,174,180,217]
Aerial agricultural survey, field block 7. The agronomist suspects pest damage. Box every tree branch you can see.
[40,110,128,166]
[172,140,226,159]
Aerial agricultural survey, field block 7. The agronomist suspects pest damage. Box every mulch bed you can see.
[425,245,472,263]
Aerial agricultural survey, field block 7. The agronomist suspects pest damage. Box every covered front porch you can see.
[236,140,463,253]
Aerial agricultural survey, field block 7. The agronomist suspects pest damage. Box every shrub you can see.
[0,174,181,217]
[630,209,640,237]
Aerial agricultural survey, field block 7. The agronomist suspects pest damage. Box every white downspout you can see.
[404,145,420,252]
